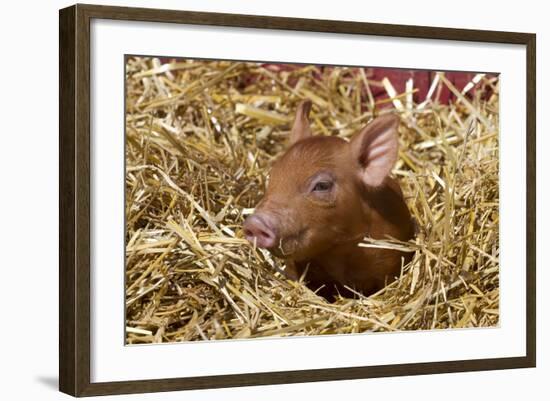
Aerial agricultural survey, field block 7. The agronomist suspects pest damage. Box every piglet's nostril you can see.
[243,214,277,249]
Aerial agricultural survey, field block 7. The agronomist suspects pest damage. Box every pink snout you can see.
[243,213,277,249]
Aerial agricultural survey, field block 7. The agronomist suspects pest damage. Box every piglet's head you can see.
[243,100,400,261]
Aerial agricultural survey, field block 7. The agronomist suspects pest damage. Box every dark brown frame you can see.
[59,3,536,397]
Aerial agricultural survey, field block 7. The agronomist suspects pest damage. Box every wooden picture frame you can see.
[59,3,536,397]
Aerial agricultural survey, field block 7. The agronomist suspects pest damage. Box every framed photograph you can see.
[59,4,536,397]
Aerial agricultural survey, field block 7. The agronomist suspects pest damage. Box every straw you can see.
[125,57,499,343]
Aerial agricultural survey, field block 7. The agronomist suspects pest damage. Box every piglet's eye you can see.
[312,181,333,192]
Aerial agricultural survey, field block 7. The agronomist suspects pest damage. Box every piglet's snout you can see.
[243,213,277,249]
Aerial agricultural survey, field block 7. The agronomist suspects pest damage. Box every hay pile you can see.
[124,57,499,343]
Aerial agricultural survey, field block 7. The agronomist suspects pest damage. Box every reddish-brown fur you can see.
[244,101,415,301]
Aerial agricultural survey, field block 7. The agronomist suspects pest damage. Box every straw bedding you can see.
[124,57,499,343]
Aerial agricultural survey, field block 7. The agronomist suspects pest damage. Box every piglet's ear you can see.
[289,100,312,145]
[350,114,399,187]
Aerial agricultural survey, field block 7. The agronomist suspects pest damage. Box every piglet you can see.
[244,100,415,301]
